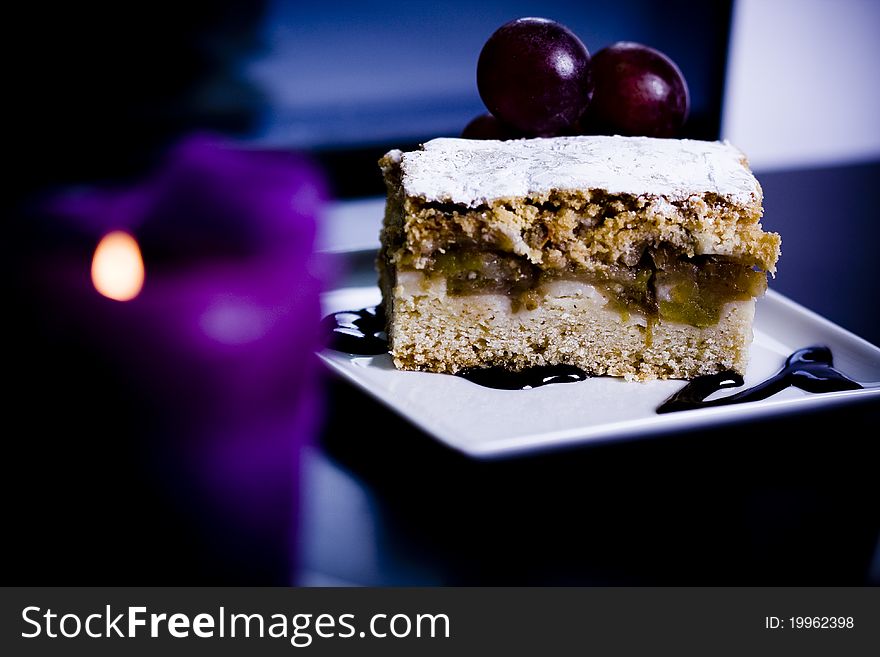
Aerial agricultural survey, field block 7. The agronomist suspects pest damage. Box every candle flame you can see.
[91,231,145,301]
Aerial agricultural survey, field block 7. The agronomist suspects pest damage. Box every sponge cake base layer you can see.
[382,270,754,381]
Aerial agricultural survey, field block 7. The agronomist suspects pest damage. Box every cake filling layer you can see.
[408,245,766,327]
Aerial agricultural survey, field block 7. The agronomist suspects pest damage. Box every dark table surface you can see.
[300,161,880,586]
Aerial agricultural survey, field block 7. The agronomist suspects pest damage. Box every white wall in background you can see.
[722,0,880,171]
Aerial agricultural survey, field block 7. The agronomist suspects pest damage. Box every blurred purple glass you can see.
[44,134,329,582]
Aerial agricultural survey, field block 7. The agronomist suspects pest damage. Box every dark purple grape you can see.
[461,113,522,140]
[586,42,689,137]
[477,17,592,136]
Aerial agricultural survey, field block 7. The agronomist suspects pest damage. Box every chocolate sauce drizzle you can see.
[656,345,863,413]
[322,309,867,405]
[320,306,388,355]
[456,364,589,390]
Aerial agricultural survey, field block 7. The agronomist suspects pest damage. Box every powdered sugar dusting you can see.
[398,136,760,206]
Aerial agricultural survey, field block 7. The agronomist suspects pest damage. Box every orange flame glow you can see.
[91,231,145,301]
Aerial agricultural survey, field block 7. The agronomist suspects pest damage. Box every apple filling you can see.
[425,246,767,327]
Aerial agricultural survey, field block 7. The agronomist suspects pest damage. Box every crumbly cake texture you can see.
[383,275,754,379]
[378,135,781,380]
[380,136,779,274]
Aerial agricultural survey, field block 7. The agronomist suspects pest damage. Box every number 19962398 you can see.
[791,617,854,629]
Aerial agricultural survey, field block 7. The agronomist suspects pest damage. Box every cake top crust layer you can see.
[391,135,761,207]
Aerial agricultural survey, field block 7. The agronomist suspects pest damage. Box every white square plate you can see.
[319,287,880,459]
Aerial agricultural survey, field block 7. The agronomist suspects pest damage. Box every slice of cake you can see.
[378,135,780,380]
